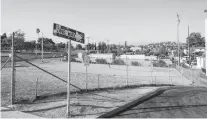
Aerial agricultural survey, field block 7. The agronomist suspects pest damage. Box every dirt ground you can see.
[114,87,207,118]
[1,58,195,118]
[8,87,159,118]
[1,58,192,107]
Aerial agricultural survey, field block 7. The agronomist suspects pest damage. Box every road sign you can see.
[84,55,90,66]
[53,23,85,44]
[53,23,85,117]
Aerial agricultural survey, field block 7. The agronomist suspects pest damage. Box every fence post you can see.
[114,75,117,87]
[97,74,100,89]
[35,78,39,99]
[151,71,153,84]
[181,74,183,86]
[169,68,170,84]
[85,66,88,91]
[133,76,135,85]
[154,76,156,84]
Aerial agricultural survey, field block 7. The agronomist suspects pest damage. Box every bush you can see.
[113,59,125,65]
[153,60,167,67]
[95,58,108,64]
[131,61,141,66]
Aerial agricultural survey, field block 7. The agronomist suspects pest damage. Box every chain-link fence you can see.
[175,65,207,86]
[2,61,188,104]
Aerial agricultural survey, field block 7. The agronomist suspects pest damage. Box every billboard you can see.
[53,23,85,44]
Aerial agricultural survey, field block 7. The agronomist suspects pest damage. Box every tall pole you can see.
[11,32,15,104]
[188,25,190,67]
[36,28,40,55]
[177,13,180,66]
[204,10,207,76]
[41,33,44,62]
[125,43,128,86]
[87,37,90,53]
[85,37,89,91]
[67,40,71,117]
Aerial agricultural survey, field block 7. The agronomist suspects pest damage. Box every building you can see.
[130,46,142,52]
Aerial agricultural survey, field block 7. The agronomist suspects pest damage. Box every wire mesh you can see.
[1,57,189,103]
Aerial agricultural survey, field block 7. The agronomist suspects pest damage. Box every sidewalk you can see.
[1,107,41,118]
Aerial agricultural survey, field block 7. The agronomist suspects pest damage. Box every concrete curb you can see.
[1,107,42,118]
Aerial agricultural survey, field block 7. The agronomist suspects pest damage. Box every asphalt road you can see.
[114,87,207,118]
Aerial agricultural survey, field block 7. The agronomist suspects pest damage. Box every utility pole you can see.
[125,42,128,86]
[41,32,44,62]
[177,13,181,66]
[205,10,207,76]
[11,32,15,104]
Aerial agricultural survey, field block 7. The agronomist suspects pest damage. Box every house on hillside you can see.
[130,46,142,52]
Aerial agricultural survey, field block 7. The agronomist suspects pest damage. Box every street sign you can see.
[84,55,90,66]
[53,23,85,44]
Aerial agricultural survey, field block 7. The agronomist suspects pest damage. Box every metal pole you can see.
[85,37,89,91]
[41,32,44,62]
[188,25,190,67]
[36,78,39,98]
[177,13,180,66]
[11,32,15,104]
[169,65,170,84]
[85,65,88,91]
[67,40,71,118]
[204,10,207,76]
[36,33,39,55]
[98,74,100,89]
[126,54,128,86]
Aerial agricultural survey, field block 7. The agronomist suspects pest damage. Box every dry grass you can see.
[1,59,191,107]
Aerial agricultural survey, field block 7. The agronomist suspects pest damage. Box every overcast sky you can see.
[1,0,207,46]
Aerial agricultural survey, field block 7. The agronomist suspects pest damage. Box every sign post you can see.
[67,40,71,117]
[53,23,85,117]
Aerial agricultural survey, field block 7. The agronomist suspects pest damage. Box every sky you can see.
[1,0,207,46]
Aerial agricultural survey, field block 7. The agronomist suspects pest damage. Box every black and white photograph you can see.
[1,0,207,118]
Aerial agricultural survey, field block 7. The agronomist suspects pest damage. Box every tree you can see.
[159,46,168,56]
[23,41,36,51]
[98,42,107,53]
[57,42,66,50]
[76,44,83,50]
[7,30,25,52]
[38,37,55,51]
[1,33,10,50]
[187,32,205,47]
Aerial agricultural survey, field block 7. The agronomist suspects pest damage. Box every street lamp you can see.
[36,28,40,56]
